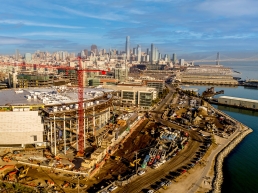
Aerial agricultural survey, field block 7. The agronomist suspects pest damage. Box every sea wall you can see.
[212,127,253,193]
[203,101,253,193]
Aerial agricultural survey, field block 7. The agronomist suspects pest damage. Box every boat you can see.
[233,70,241,74]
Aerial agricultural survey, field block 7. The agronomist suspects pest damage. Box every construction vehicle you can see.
[47,180,55,187]
[2,156,11,162]
[0,165,15,179]
[62,181,70,188]
[115,156,121,161]
[130,158,141,167]
[18,167,30,180]
[5,169,18,182]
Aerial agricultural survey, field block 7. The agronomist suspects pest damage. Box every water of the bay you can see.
[186,61,258,193]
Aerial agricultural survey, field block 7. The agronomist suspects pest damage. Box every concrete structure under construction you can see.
[218,96,258,109]
[180,65,238,85]
[0,87,115,156]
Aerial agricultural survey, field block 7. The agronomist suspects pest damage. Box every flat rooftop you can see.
[0,87,114,106]
[219,96,258,103]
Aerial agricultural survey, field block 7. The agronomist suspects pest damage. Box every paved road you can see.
[118,135,201,193]
[117,85,203,193]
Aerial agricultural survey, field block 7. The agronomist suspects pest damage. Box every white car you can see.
[147,190,154,193]
[137,170,146,176]
[152,162,162,169]
[160,160,166,164]
[108,185,117,192]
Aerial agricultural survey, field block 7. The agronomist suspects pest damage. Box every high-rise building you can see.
[164,54,168,61]
[155,48,159,61]
[137,45,141,62]
[15,49,19,60]
[146,48,149,55]
[146,55,150,62]
[179,59,184,66]
[114,66,128,82]
[91,45,98,55]
[81,50,86,58]
[84,49,88,57]
[133,48,137,55]
[159,53,162,60]
[125,36,130,60]
[172,53,177,63]
[25,53,32,63]
[151,43,154,63]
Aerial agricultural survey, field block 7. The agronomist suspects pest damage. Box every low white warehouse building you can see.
[218,96,258,110]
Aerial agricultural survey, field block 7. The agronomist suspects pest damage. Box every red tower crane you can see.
[0,58,108,156]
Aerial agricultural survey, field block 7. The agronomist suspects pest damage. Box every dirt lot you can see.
[85,119,157,193]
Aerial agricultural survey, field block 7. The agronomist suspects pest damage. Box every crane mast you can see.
[77,57,84,156]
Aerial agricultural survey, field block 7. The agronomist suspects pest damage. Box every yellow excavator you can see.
[18,167,29,180]
[115,156,121,161]
[130,158,141,167]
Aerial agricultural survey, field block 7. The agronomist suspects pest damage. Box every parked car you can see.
[165,180,172,186]
[147,190,154,193]
[137,170,146,176]
[108,185,117,192]
[159,181,165,187]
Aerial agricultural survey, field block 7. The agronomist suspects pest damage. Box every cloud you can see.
[127,9,146,15]
[0,19,84,29]
[20,31,101,39]
[58,6,126,21]
[197,0,258,17]
[0,36,27,44]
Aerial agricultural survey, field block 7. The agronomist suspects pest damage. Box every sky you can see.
[1,0,258,59]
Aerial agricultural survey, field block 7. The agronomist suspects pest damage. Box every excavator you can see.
[5,170,18,182]
[4,166,30,182]
[130,158,141,167]
[115,156,121,161]
[18,167,30,180]
[0,165,15,180]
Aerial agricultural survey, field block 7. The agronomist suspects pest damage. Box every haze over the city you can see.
[1,0,258,59]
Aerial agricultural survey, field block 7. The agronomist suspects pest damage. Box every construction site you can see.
[0,83,145,191]
[0,83,241,193]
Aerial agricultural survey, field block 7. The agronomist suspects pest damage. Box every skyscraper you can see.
[151,43,154,63]
[125,36,130,60]
[133,48,137,55]
[91,45,98,55]
[172,53,177,63]
[155,48,159,61]
[137,45,141,62]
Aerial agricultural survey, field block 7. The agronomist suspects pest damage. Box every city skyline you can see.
[1,0,258,57]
